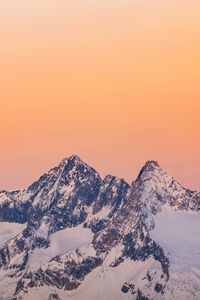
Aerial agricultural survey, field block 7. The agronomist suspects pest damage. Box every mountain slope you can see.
[0,156,199,300]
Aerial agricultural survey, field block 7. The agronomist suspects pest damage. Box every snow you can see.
[163,271,200,300]
[151,205,200,299]
[35,221,49,239]
[0,222,26,248]
[60,181,75,197]
[0,190,31,206]
[28,225,93,270]
[92,206,111,219]
[24,247,163,300]
[0,222,27,300]
[151,205,200,271]
[0,193,8,205]
[19,190,32,203]
[0,269,22,300]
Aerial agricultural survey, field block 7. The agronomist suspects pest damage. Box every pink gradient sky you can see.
[0,0,200,190]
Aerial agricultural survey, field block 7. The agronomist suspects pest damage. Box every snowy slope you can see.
[28,225,93,270]
[0,222,26,248]
[24,254,162,300]
[151,205,200,271]
[151,205,200,300]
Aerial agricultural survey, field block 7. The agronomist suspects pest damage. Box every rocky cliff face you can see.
[0,156,199,300]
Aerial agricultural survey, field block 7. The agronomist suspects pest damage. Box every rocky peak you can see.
[26,155,102,233]
[133,160,200,215]
[67,154,83,163]
[58,155,84,170]
[135,160,164,183]
[142,160,161,170]
[28,155,101,203]
[61,155,101,183]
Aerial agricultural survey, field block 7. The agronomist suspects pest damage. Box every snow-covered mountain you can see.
[0,156,200,300]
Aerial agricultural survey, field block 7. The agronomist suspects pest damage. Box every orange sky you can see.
[0,0,200,190]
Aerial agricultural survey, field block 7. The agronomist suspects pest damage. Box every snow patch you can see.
[0,222,26,248]
[151,205,200,272]
[35,221,49,239]
[28,225,93,270]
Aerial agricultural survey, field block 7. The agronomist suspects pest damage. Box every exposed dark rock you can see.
[154,282,163,293]
[136,289,152,300]
[48,294,61,300]
[121,285,129,293]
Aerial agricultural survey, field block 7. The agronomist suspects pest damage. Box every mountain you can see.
[0,155,200,300]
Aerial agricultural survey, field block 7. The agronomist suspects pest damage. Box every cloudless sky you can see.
[0,0,200,190]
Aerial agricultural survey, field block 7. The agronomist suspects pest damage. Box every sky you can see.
[0,0,200,190]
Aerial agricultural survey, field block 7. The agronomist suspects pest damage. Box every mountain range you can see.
[0,155,200,300]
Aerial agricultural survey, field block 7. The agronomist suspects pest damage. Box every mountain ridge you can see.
[0,155,200,300]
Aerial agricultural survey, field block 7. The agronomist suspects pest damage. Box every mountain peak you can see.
[55,155,101,183]
[68,154,82,162]
[59,155,82,166]
[143,160,161,170]
[135,160,163,182]
[57,155,89,172]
